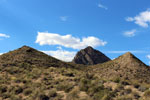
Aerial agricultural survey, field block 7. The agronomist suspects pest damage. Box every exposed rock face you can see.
[72,46,110,65]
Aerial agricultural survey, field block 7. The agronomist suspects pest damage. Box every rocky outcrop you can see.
[72,46,110,65]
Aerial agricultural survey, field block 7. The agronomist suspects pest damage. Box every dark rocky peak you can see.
[72,46,110,65]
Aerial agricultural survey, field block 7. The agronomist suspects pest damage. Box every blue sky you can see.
[0,0,150,64]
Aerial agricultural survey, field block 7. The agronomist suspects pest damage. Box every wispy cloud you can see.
[98,3,108,10]
[42,47,76,62]
[60,16,68,21]
[36,32,107,50]
[126,9,150,28]
[0,33,10,38]
[146,55,150,65]
[106,50,147,54]
[123,29,136,37]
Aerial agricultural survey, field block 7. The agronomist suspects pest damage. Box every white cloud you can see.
[0,53,3,55]
[98,3,108,10]
[126,10,150,28]
[42,47,76,62]
[123,29,136,37]
[35,32,107,49]
[146,55,150,65]
[0,33,10,38]
[60,16,68,21]
[147,55,150,59]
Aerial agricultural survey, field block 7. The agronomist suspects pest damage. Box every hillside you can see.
[0,46,75,68]
[72,46,110,65]
[0,46,150,100]
[85,52,150,99]
[87,52,150,83]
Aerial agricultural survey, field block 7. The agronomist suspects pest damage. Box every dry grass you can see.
[0,46,149,100]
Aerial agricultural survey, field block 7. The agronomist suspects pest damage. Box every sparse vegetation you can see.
[0,46,149,100]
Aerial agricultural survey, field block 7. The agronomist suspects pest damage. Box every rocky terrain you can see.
[72,46,110,65]
[0,46,150,100]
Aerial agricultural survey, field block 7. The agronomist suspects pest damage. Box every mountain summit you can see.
[0,45,72,68]
[72,46,110,65]
[88,52,150,83]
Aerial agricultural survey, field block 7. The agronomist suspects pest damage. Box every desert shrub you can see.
[54,94,64,100]
[23,88,32,96]
[123,88,132,95]
[66,88,79,100]
[121,81,130,85]
[19,62,31,69]
[102,94,112,100]
[85,73,95,80]
[116,96,132,100]
[30,68,42,79]
[5,67,23,75]
[132,92,140,99]
[113,77,121,83]
[38,93,49,100]
[56,82,73,93]
[14,86,23,94]
[138,86,147,92]
[0,85,7,93]
[115,84,124,92]
[15,87,23,95]
[10,95,21,100]
[79,78,91,91]
[92,90,109,100]
[143,90,150,98]
[48,89,57,97]
[14,78,22,83]
[63,72,74,77]
[88,83,104,96]
[134,84,140,89]
[1,93,11,99]
[132,81,140,88]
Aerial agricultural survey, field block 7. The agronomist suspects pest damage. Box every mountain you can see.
[87,52,150,83]
[0,46,150,100]
[0,46,74,68]
[72,46,110,65]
